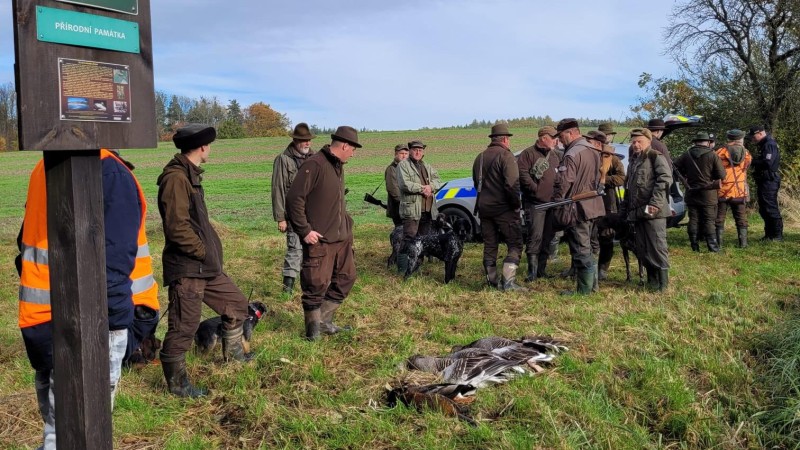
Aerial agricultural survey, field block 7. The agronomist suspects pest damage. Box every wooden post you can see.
[44,149,112,449]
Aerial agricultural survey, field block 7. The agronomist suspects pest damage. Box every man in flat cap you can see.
[747,125,784,241]
[552,118,605,295]
[287,126,359,341]
[674,131,726,252]
[157,124,253,398]
[272,123,316,294]
[517,125,561,281]
[396,140,442,275]
[385,144,409,226]
[715,129,752,248]
[473,123,526,291]
[585,130,625,280]
[623,128,672,291]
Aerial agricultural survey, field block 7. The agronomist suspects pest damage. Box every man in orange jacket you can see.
[715,130,752,248]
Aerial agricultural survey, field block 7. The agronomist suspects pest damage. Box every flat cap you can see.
[556,118,579,133]
[630,128,653,140]
[538,126,558,137]
[726,129,745,140]
[394,143,409,152]
[746,125,765,137]
[408,140,427,149]
[173,124,216,151]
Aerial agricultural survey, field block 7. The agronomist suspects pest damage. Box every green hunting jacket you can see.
[398,157,442,220]
[623,148,673,221]
[271,144,314,223]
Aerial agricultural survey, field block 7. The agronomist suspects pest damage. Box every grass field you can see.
[0,128,798,449]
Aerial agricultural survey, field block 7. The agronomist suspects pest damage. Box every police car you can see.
[435,115,702,240]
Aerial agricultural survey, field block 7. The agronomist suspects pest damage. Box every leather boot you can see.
[761,219,774,241]
[706,236,720,253]
[396,252,409,276]
[597,261,610,281]
[716,226,724,250]
[501,262,528,292]
[525,255,537,282]
[689,234,700,252]
[161,355,208,398]
[658,268,669,292]
[304,309,321,341]
[319,300,352,335]
[483,260,498,288]
[282,276,295,294]
[774,219,784,241]
[222,326,254,362]
[737,227,748,248]
[645,267,659,291]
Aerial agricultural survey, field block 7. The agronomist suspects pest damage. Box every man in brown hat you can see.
[674,131,726,252]
[647,118,673,167]
[623,128,672,291]
[598,123,617,143]
[472,123,525,291]
[552,118,605,295]
[517,125,561,281]
[585,130,625,280]
[157,124,253,398]
[396,140,442,275]
[385,144,409,226]
[272,123,316,293]
[287,126,359,341]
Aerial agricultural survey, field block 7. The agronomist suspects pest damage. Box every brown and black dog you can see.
[194,302,267,354]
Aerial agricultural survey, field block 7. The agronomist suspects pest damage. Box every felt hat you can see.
[292,123,316,140]
[330,126,362,148]
[691,131,712,142]
[556,118,579,133]
[173,124,216,151]
[630,128,653,140]
[647,118,666,131]
[489,123,513,137]
[598,123,616,135]
[583,130,607,143]
[394,143,409,152]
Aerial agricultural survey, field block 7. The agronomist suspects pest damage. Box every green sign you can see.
[56,0,138,15]
[37,6,140,54]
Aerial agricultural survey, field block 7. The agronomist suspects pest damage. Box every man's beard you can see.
[298,146,310,155]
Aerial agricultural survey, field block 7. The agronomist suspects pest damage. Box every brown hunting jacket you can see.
[674,145,726,206]
[472,141,521,217]
[286,145,353,243]
[156,153,224,285]
[553,137,605,222]
[518,143,561,205]
[385,160,401,221]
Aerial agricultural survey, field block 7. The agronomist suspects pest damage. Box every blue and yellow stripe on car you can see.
[436,187,477,201]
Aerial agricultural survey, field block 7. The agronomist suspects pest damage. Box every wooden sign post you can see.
[12,0,155,448]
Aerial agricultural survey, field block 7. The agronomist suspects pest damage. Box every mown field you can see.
[0,128,798,449]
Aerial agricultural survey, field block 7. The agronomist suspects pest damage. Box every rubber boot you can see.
[561,265,593,295]
[706,236,720,253]
[597,261,610,281]
[501,262,527,292]
[483,260,498,288]
[396,252,409,276]
[559,265,575,278]
[222,326,254,362]
[774,219,784,242]
[658,268,669,292]
[537,258,549,279]
[304,309,321,341]
[319,300,352,335]
[161,355,208,398]
[645,267,659,291]
[737,227,748,248]
[716,226,724,250]
[761,219,773,242]
[282,276,295,294]
[689,234,700,252]
[592,261,599,293]
[525,255,538,282]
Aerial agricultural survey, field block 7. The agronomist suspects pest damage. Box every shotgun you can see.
[533,188,604,211]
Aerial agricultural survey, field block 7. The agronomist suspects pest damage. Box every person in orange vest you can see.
[715,130,752,248]
[17,149,144,450]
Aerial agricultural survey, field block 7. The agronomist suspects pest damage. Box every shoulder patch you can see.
[766,153,772,160]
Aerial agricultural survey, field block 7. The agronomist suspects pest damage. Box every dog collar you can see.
[254,310,262,319]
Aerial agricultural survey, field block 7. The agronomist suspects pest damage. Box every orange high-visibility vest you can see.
[18,150,159,328]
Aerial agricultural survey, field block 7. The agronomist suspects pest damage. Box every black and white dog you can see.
[404,218,470,284]
[194,302,267,354]
[387,213,453,268]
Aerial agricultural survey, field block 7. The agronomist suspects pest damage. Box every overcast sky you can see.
[0,0,678,130]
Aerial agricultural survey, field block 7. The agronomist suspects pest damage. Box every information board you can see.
[56,0,138,15]
[59,58,132,122]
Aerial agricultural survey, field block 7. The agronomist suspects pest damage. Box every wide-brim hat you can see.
[583,130,607,143]
[489,123,513,137]
[292,122,316,140]
[691,131,712,142]
[173,124,216,150]
[647,118,666,131]
[598,123,616,135]
[556,118,579,134]
[331,125,362,148]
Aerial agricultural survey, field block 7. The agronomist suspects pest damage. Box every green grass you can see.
[0,128,797,449]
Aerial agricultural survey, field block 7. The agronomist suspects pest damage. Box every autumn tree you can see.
[243,102,290,137]
[0,83,18,151]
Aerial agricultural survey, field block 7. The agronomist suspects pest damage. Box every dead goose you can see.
[406,353,526,388]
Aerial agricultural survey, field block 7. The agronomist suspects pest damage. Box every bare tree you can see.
[666,0,800,131]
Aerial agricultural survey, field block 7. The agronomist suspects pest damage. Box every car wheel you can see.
[440,207,478,242]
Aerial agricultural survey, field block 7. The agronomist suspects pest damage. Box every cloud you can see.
[1,0,680,130]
